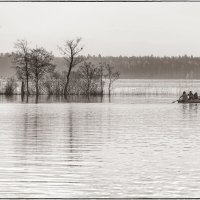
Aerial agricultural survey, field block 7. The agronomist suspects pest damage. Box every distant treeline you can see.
[93,55,200,79]
[0,53,200,79]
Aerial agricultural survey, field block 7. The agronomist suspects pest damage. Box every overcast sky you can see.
[0,2,200,57]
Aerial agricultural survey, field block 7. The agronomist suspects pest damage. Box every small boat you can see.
[178,99,200,103]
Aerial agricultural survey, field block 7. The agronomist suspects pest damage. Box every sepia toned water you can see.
[1,80,200,198]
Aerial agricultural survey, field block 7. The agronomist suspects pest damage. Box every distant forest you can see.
[0,53,200,79]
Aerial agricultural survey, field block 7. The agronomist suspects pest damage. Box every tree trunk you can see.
[100,75,103,95]
[21,81,24,102]
[87,82,90,97]
[26,95,29,103]
[26,76,29,95]
[36,79,39,96]
[21,81,25,96]
[64,64,72,96]
[108,82,111,96]
[64,78,69,96]
[25,63,29,95]
[35,95,38,104]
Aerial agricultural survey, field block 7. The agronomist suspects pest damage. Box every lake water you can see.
[1,79,200,198]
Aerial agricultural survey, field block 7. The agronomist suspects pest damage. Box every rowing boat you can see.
[178,99,200,103]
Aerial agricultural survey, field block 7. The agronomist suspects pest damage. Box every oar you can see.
[172,100,178,103]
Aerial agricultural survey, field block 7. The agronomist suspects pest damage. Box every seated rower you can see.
[188,91,194,100]
[179,91,188,102]
[194,92,198,99]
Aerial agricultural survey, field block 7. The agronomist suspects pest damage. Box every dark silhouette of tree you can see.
[99,62,105,95]
[29,47,55,96]
[105,63,119,96]
[78,61,100,96]
[44,71,64,95]
[13,39,30,95]
[21,81,25,97]
[4,77,17,95]
[59,38,84,96]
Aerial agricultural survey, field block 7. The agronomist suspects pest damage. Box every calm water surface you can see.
[1,80,200,198]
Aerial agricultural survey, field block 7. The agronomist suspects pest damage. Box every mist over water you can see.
[0,79,200,198]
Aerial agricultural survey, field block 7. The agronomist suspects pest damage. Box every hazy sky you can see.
[0,2,200,57]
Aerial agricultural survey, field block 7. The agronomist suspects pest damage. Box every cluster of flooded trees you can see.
[6,38,119,96]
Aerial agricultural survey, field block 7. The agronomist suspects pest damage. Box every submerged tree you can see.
[13,39,30,95]
[29,47,55,96]
[99,62,105,95]
[78,61,100,96]
[4,77,18,96]
[105,64,120,95]
[44,71,63,95]
[59,38,84,95]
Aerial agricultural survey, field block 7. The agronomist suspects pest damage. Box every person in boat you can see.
[194,92,198,99]
[179,91,188,102]
[188,91,194,100]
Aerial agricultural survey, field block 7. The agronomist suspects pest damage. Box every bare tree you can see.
[59,38,84,96]
[44,71,63,95]
[99,62,105,95]
[4,77,18,96]
[105,64,120,96]
[13,39,30,95]
[29,47,55,96]
[78,61,100,96]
